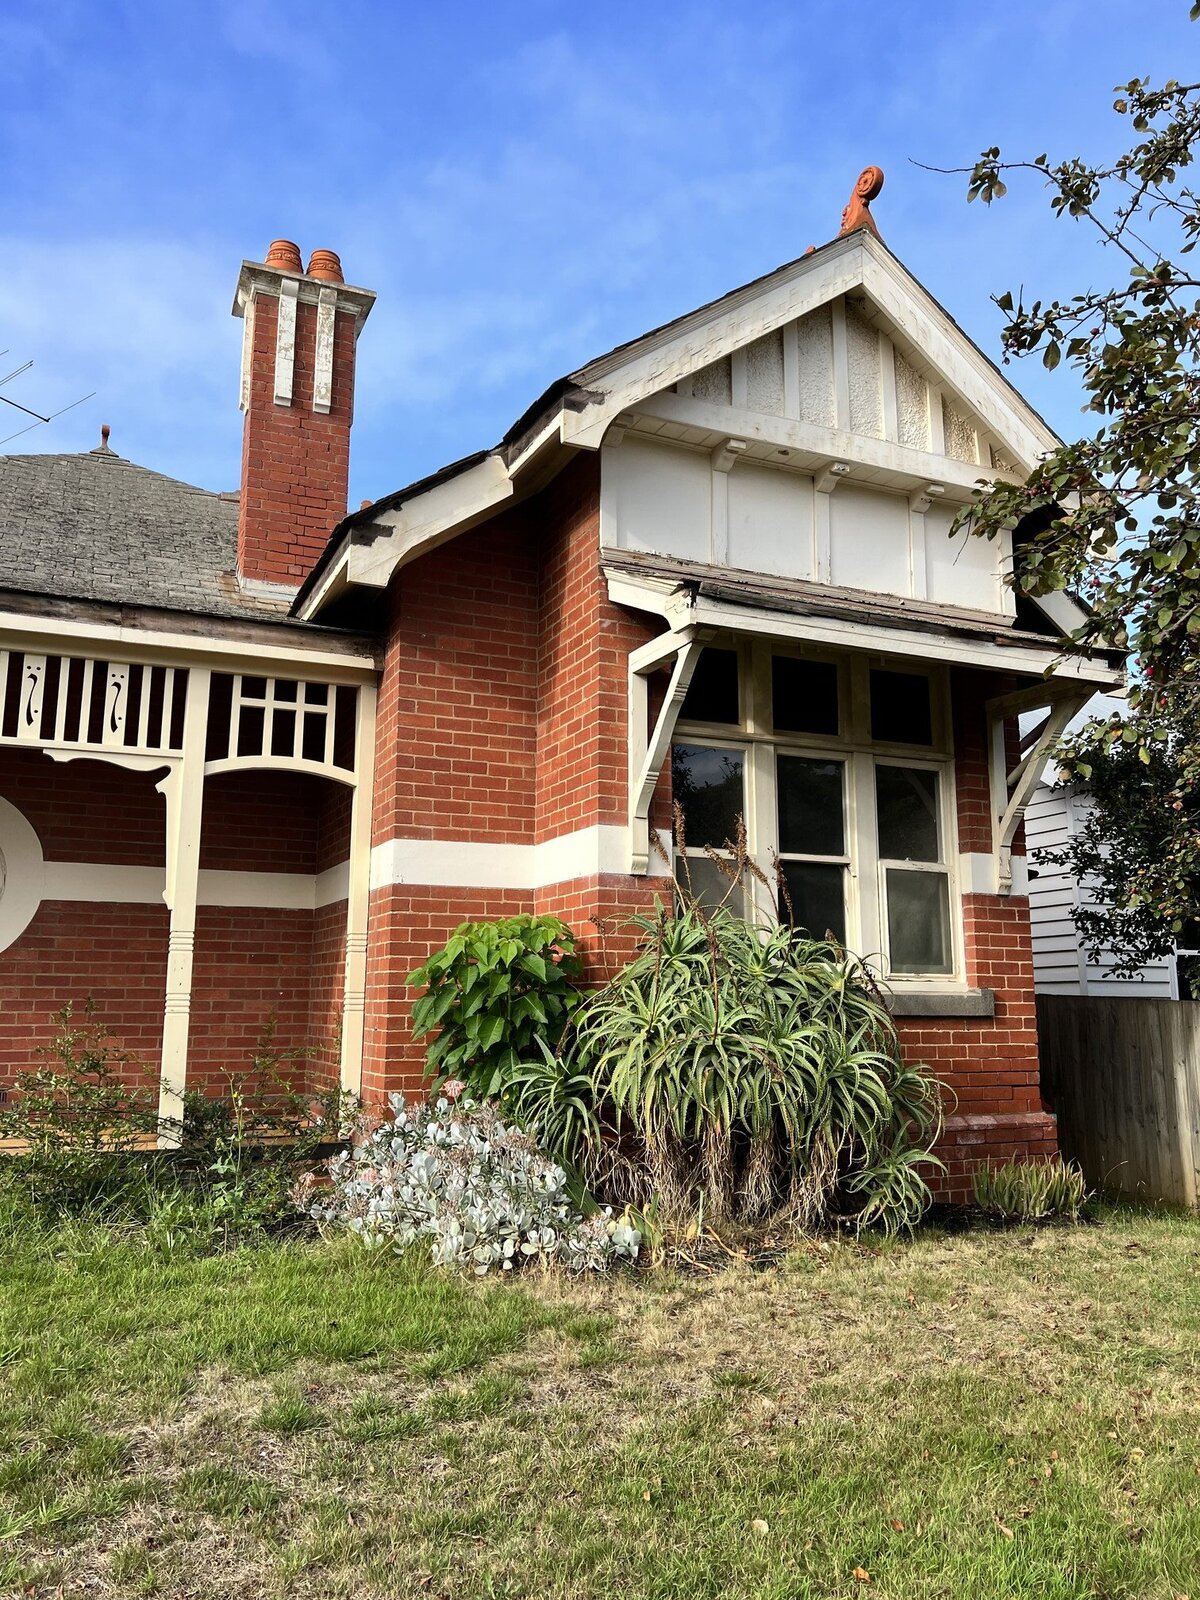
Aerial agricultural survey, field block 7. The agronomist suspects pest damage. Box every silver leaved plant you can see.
[308,1092,639,1275]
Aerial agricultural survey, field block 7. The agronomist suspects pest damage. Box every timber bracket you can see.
[985,680,1092,895]
[627,625,703,874]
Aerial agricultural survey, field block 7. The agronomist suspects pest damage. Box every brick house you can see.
[0,186,1121,1194]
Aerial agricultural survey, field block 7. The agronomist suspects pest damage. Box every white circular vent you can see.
[0,799,44,952]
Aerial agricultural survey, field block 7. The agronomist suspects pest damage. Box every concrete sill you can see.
[886,988,996,1019]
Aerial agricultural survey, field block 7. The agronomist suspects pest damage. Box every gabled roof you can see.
[294,227,1062,619]
[0,447,292,623]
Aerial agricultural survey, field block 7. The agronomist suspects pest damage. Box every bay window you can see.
[672,640,961,984]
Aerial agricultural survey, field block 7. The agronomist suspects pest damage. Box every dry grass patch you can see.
[2,1207,1200,1598]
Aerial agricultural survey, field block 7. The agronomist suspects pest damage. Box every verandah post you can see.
[339,681,376,1097]
[156,664,211,1142]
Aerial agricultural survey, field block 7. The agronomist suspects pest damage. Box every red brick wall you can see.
[892,668,1050,1199]
[308,900,348,1092]
[362,884,532,1101]
[237,289,357,585]
[187,907,319,1097]
[0,750,166,865]
[0,902,169,1089]
[371,512,540,850]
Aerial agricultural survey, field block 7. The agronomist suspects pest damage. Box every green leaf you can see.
[476,1016,506,1053]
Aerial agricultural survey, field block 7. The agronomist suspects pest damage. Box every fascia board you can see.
[688,592,1122,685]
[607,568,1120,688]
[292,544,352,621]
[347,454,516,589]
[0,610,377,680]
[859,242,1060,468]
[1025,586,1091,637]
[560,230,1061,472]
[560,238,869,449]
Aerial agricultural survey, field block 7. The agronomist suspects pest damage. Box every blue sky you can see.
[1,1,1195,505]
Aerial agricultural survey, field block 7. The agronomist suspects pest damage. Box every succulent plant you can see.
[307,1094,639,1275]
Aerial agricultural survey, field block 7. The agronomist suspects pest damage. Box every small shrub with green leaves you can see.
[305,1091,640,1274]
[0,1003,352,1244]
[512,902,945,1236]
[973,1155,1090,1223]
[178,1018,354,1238]
[0,1000,161,1214]
[408,916,584,1098]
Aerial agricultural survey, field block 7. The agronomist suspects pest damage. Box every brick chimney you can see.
[232,241,375,590]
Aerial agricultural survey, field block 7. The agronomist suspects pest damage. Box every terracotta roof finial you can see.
[838,166,884,239]
[99,423,111,451]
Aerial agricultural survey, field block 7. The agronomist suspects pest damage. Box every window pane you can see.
[680,648,739,725]
[779,862,846,944]
[680,854,746,917]
[870,670,933,745]
[672,744,745,849]
[777,756,844,857]
[876,766,940,862]
[886,869,952,974]
[772,656,839,735]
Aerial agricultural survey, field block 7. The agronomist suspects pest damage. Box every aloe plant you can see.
[517,903,945,1235]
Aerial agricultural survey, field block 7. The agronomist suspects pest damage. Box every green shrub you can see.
[409,915,584,1097]
[0,1000,162,1214]
[177,1020,353,1238]
[0,1005,351,1245]
[514,902,945,1236]
[973,1155,1090,1222]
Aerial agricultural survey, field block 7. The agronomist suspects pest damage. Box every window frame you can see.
[870,754,959,980]
[672,637,963,985]
[670,734,752,914]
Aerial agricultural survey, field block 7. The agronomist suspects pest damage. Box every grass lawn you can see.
[1,1206,1199,1599]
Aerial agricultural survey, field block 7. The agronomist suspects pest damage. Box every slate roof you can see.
[0,446,294,623]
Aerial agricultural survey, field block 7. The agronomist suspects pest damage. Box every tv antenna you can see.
[0,352,96,448]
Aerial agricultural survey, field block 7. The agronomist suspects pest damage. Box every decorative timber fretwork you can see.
[0,649,187,760]
[205,671,357,783]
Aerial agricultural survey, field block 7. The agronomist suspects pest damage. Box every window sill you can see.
[886,988,996,1019]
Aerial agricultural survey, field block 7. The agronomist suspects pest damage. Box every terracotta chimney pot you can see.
[306,248,345,284]
[264,239,304,272]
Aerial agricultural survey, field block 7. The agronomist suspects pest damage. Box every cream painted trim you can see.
[603,569,1122,689]
[370,825,673,893]
[630,392,1002,501]
[960,852,1028,897]
[0,611,376,678]
[237,573,301,603]
[313,286,338,415]
[239,298,256,412]
[232,263,376,327]
[562,232,1060,463]
[347,454,516,591]
[274,279,299,406]
[35,861,351,909]
[300,232,1065,619]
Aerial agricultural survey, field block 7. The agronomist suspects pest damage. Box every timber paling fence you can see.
[1038,994,1200,1208]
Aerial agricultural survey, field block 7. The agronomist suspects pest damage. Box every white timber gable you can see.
[597,235,1049,617]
